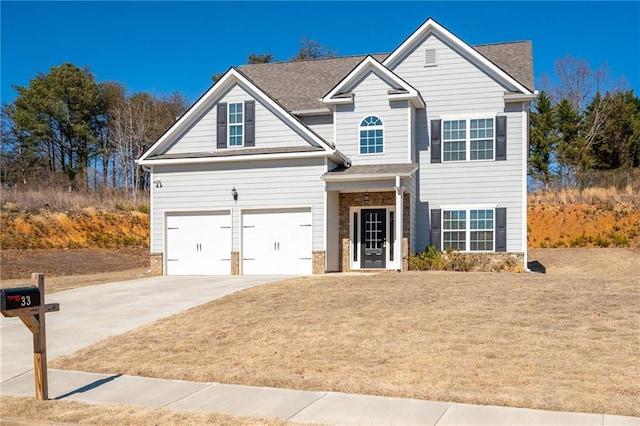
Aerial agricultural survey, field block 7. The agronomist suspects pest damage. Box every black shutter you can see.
[430,209,442,250]
[496,115,507,161]
[244,100,255,147]
[495,207,507,252]
[217,103,227,149]
[430,119,441,163]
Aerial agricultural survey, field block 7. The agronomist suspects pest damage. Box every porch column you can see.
[394,176,404,271]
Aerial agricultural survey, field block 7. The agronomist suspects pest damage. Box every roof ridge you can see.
[473,40,532,47]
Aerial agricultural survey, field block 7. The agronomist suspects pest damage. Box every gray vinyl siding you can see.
[166,84,317,155]
[300,114,334,145]
[391,34,508,114]
[326,190,340,271]
[335,71,409,165]
[415,109,525,251]
[151,158,326,253]
[389,33,526,252]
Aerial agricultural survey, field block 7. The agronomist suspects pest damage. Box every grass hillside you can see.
[1,186,638,251]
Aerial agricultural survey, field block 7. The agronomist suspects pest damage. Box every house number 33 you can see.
[21,295,32,307]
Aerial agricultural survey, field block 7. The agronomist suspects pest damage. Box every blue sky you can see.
[2,1,639,105]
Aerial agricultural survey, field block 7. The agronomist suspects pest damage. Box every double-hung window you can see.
[228,102,244,147]
[442,118,494,162]
[443,208,494,251]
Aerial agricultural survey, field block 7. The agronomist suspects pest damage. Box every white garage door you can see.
[242,209,312,275]
[166,212,231,275]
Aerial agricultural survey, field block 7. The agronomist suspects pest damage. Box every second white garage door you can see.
[242,209,312,275]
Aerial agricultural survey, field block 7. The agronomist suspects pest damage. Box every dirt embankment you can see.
[1,207,149,250]
[528,202,640,250]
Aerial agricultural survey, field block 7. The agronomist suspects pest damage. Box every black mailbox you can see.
[1,286,41,310]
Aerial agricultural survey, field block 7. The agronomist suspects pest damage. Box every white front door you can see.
[166,212,231,275]
[242,209,312,275]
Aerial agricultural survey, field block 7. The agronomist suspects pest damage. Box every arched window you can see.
[359,116,383,154]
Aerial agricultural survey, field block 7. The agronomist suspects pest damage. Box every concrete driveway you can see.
[0,275,290,383]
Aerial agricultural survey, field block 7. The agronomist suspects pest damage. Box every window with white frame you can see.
[443,209,494,251]
[443,118,494,162]
[228,102,244,147]
[359,115,384,154]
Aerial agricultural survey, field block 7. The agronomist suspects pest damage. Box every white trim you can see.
[323,157,328,271]
[504,93,537,102]
[140,150,334,166]
[138,68,335,164]
[441,116,496,162]
[349,205,399,270]
[333,109,338,150]
[439,204,498,210]
[323,170,417,182]
[407,107,412,163]
[440,207,497,253]
[522,104,530,270]
[395,176,404,271]
[292,108,332,116]
[227,101,245,148]
[149,166,155,253]
[358,115,385,156]
[383,18,533,95]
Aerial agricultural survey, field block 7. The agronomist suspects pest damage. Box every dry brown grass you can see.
[1,186,149,213]
[0,396,302,425]
[529,185,640,207]
[51,249,640,417]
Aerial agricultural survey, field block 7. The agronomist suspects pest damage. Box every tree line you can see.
[530,56,639,189]
[1,63,188,200]
[1,37,338,198]
[1,51,637,200]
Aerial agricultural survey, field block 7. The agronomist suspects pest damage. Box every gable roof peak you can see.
[383,17,533,94]
[322,54,425,108]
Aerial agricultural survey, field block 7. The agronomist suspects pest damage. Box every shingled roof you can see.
[239,42,533,113]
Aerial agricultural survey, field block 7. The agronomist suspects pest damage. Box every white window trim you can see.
[358,115,385,156]
[441,206,497,253]
[441,115,496,163]
[349,206,400,270]
[228,102,244,147]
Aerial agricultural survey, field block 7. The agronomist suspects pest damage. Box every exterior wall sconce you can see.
[364,190,369,205]
[154,179,162,188]
[231,187,238,202]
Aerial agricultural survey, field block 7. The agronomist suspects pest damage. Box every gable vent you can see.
[424,48,437,67]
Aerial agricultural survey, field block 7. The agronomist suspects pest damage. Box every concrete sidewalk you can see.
[2,275,639,425]
[2,369,638,425]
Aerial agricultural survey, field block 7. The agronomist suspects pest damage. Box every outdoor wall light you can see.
[231,187,238,201]
[364,190,369,205]
[154,179,162,188]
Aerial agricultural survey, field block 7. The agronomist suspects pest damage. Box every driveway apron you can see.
[0,275,290,383]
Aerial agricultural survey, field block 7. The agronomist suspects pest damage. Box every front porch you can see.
[338,191,410,272]
[322,163,417,273]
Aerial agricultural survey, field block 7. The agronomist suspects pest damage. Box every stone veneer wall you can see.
[231,251,239,275]
[312,250,326,274]
[150,252,163,276]
[339,191,410,272]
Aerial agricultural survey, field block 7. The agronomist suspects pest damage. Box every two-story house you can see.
[138,18,535,275]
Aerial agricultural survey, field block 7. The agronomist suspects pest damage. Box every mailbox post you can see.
[1,273,59,400]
